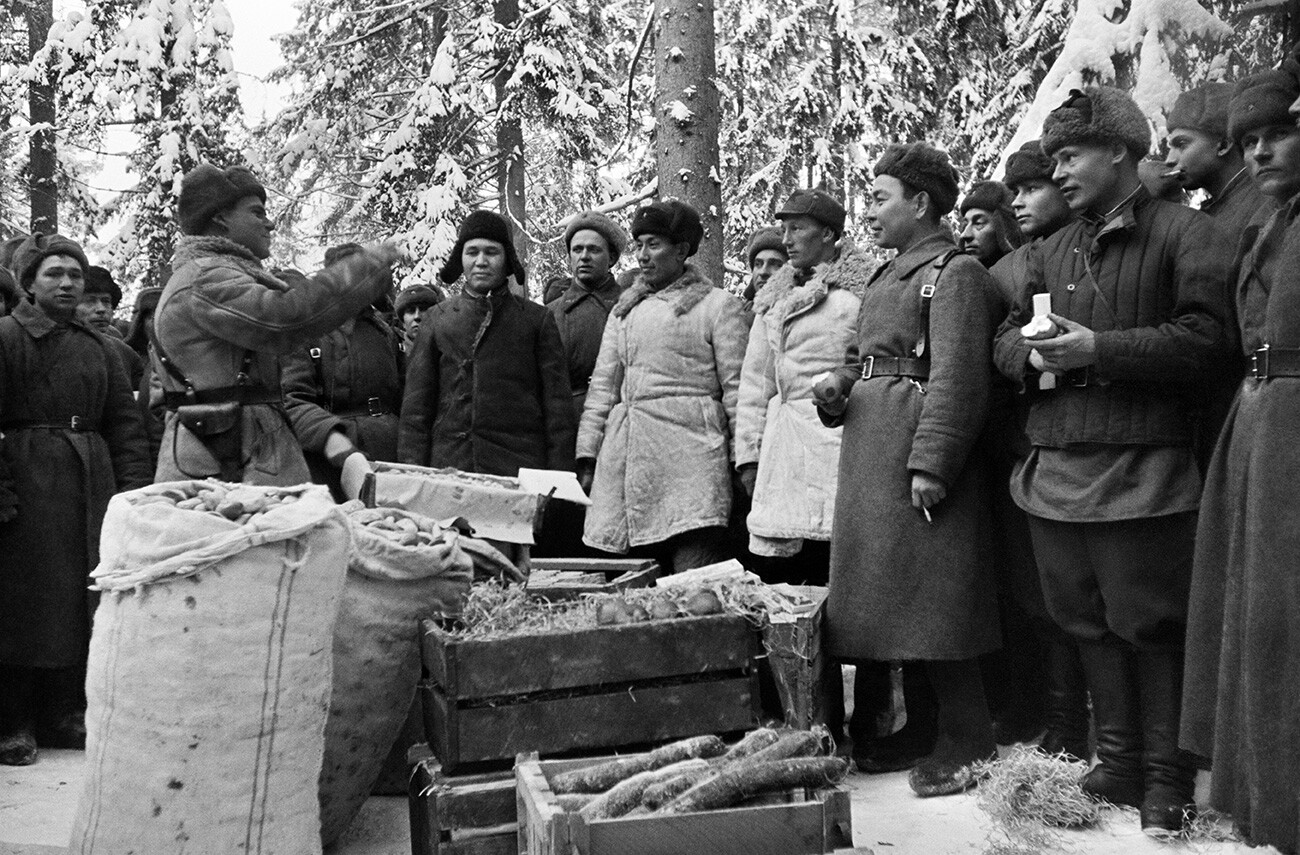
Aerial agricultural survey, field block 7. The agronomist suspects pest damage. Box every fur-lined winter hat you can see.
[631,200,704,256]
[439,210,526,286]
[1003,139,1056,188]
[1167,83,1234,140]
[1041,87,1152,160]
[776,189,847,234]
[84,266,122,307]
[12,233,89,288]
[873,143,960,215]
[1229,70,1300,145]
[564,211,627,261]
[745,227,787,266]
[960,181,1014,216]
[177,163,267,236]
[394,284,444,316]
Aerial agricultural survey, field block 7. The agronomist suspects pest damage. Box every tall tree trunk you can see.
[653,0,724,285]
[25,0,57,234]
[494,0,527,298]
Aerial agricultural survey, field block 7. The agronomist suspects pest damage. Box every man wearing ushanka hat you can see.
[993,86,1232,837]
[576,199,749,573]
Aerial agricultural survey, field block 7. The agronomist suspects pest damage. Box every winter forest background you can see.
[0,0,1295,305]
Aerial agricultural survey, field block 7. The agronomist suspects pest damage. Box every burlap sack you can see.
[70,482,349,855]
[318,505,473,845]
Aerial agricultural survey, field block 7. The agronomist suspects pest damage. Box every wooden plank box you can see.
[515,753,853,855]
[525,558,660,601]
[761,586,830,730]
[420,613,761,772]
[409,751,517,855]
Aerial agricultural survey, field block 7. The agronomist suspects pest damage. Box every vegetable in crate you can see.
[579,759,711,819]
[661,757,849,813]
[549,735,726,794]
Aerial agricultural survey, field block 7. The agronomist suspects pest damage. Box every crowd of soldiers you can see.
[2,49,1299,854]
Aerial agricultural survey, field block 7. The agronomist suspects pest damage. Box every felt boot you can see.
[856,661,937,774]
[1076,643,1143,808]
[36,666,87,750]
[1135,649,1197,837]
[0,666,38,766]
[845,660,889,761]
[1037,633,1091,762]
[909,659,997,797]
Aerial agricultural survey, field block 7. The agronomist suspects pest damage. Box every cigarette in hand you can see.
[920,506,933,525]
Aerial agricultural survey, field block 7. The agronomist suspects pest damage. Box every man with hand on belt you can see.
[814,143,1002,797]
[0,233,151,766]
[993,87,1229,837]
[152,163,400,485]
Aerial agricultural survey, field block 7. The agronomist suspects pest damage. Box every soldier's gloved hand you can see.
[812,370,850,417]
[736,463,758,498]
[576,458,596,495]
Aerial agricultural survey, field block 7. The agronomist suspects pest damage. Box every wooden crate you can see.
[408,750,517,855]
[515,753,853,855]
[762,586,830,729]
[420,614,761,771]
[525,558,660,601]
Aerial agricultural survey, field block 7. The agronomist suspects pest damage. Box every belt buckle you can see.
[860,356,875,380]
[367,397,384,417]
[69,415,83,431]
[1251,345,1270,380]
[1068,367,1090,388]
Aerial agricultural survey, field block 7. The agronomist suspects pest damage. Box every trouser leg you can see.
[667,526,730,574]
[35,664,87,749]
[909,658,996,797]
[855,661,937,773]
[0,664,39,765]
[1134,648,1197,835]
[1077,641,1144,807]
[1036,626,1090,761]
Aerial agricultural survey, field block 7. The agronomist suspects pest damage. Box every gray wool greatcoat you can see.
[820,231,1001,662]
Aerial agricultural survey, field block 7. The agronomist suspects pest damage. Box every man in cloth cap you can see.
[399,209,575,479]
[77,266,145,392]
[0,233,151,765]
[993,86,1231,836]
[813,143,1002,796]
[741,226,788,310]
[394,284,444,352]
[958,181,1024,268]
[152,162,398,484]
[982,140,1089,765]
[1181,63,1300,855]
[1165,81,1278,470]
[577,199,749,573]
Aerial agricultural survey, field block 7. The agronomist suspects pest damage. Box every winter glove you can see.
[576,458,596,495]
[812,369,853,417]
[736,463,758,498]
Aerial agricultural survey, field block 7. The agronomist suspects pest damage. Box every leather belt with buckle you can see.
[1250,345,1300,379]
[0,416,98,431]
[858,356,929,381]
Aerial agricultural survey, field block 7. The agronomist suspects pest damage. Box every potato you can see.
[647,598,678,621]
[683,590,723,616]
[216,500,244,520]
[596,600,629,626]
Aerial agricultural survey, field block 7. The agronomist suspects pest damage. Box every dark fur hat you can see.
[745,227,787,267]
[394,284,445,316]
[439,209,526,287]
[177,163,267,236]
[1041,87,1152,160]
[960,181,1014,216]
[1167,83,1234,140]
[1003,139,1056,188]
[873,143,960,215]
[125,286,164,352]
[1228,70,1300,145]
[631,200,704,256]
[84,265,122,308]
[564,211,627,261]
[12,233,89,289]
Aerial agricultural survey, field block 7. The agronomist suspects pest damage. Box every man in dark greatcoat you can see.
[993,86,1231,836]
[398,210,576,477]
[958,181,1024,268]
[77,266,145,392]
[0,234,151,766]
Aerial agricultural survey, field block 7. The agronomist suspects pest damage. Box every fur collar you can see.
[752,243,875,322]
[172,236,289,292]
[612,263,715,319]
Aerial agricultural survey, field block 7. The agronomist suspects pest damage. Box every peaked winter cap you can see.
[439,209,527,287]
[564,211,627,261]
[13,233,89,289]
[177,163,267,236]
[960,181,1015,216]
[745,227,787,266]
[873,143,960,215]
[776,188,847,234]
[631,200,704,256]
[1041,87,1152,160]
[1003,139,1056,188]
[394,284,445,316]
[1228,70,1300,145]
[1167,83,1235,140]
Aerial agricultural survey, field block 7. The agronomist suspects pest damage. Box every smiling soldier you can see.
[994,87,1231,836]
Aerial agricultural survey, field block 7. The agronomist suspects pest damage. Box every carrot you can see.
[660,757,849,814]
[554,794,595,812]
[743,730,822,764]
[720,728,781,762]
[640,766,716,809]
[578,759,710,819]
[549,735,726,794]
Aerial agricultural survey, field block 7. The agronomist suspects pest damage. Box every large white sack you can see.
[70,481,349,855]
[318,505,472,846]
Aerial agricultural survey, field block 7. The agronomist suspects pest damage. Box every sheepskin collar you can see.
[172,235,289,292]
[612,263,715,319]
[752,244,874,324]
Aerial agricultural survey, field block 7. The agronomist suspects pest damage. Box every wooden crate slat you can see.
[422,614,757,699]
[435,779,517,830]
[440,835,518,855]
[409,757,519,855]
